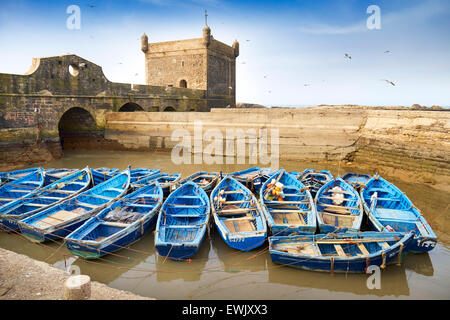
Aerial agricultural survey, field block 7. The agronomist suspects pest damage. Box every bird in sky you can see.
[381,79,396,86]
[384,50,391,54]
[304,84,311,87]
[344,53,352,59]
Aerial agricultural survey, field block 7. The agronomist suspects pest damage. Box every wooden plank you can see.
[270,209,306,214]
[223,200,252,204]
[380,242,390,249]
[358,244,370,255]
[219,190,245,194]
[286,213,305,225]
[266,200,309,204]
[102,221,129,228]
[0,197,14,201]
[219,207,257,214]
[223,217,255,222]
[319,203,357,211]
[77,202,100,209]
[23,203,48,207]
[334,244,346,257]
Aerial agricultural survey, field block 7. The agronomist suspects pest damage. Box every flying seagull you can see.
[381,79,396,86]
[384,50,391,54]
[344,53,352,59]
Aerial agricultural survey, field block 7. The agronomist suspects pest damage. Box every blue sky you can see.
[1,0,449,106]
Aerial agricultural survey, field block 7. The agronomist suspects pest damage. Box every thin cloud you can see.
[297,0,450,35]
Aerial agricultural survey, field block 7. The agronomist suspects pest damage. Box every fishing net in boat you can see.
[330,186,345,205]
[104,207,141,224]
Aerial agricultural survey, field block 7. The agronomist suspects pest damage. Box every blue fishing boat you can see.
[155,181,210,260]
[315,177,363,233]
[133,172,181,197]
[130,168,160,184]
[0,167,91,232]
[176,171,219,194]
[44,168,79,185]
[229,167,273,192]
[260,169,317,236]
[0,168,45,208]
[210,175,267,251]
[91,167,119,186]
[0,167,40,185]
[269,231,415,273]
[293,169,333,197]
[65,181,163,259]
[360,174,437,253]
[18,169,130,243]
[342,172,372,192]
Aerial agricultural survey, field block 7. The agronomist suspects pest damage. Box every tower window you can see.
[181,61,185,67]
[179,79,187,88]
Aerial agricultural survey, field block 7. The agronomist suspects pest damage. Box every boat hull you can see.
[66,216,158,259]
[155,230,206,261]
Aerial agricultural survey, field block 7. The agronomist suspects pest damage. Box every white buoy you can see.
[63,275,91,300]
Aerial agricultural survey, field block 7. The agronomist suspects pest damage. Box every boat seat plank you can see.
[38,196,65,200]
[102,221,129,228]
[334,244,347,257]
[224,216,255,222]
[35,208,85,228]
[0,197,14,201]
[23,203,48,207]
[76,202,100,209]
[380,242,390,249]
[358,243,370,255]
[374,208,416,221]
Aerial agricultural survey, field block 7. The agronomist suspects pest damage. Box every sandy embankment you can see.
[0,247,152,300]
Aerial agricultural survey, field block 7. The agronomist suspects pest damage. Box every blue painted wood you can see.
[18,169,130,243]
[0,167,92,232]
[260,169,317,236]
[0,167,40,186]
[176,171,219,194]
[360,174,437,253]
[0,168,45,208]
[342,172,372,191]
[44,168,79,185]
[269,231,415,273]
[229,167,273,192]
[91,167,120,186]
[155,181,210,261]
[65,181,163,259]
[315,177,364,233]
[132,172,181,197]
[292,169,333,197]
[210,175,267,251]
[130,168,160,184]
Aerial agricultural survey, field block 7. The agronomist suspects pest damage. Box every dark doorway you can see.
[164,107,176,112]
[119,102,144,112]
[58,107,98,150]
[179,79,187,88]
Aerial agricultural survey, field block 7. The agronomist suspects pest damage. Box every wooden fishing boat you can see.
[342,172,372,192]
[0,168,45,208]
[130,168,160,184]
[293,169,333,197]
[91,167,119,186]
[44,168,79,185]
[268,231,415,273]
[0,167,40,185]
[18,169,130,243]
[133,172,181,197]
[155,181,210,260]
[229,167,273,192]
[315,177,364,233]
[0,167,91,232]
[210,175,267,251]
[176,171,219,194]
[360,174,437,253]
[260,169,317,236]
[65,181,163,259]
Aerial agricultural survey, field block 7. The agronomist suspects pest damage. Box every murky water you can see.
[1,150,449,299]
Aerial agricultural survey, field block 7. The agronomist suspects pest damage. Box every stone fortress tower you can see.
[140,16,239,108]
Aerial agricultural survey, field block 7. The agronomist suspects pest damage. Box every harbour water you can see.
[0,150,449,299]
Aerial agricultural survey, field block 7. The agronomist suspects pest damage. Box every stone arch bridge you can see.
[0,54,223,165]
